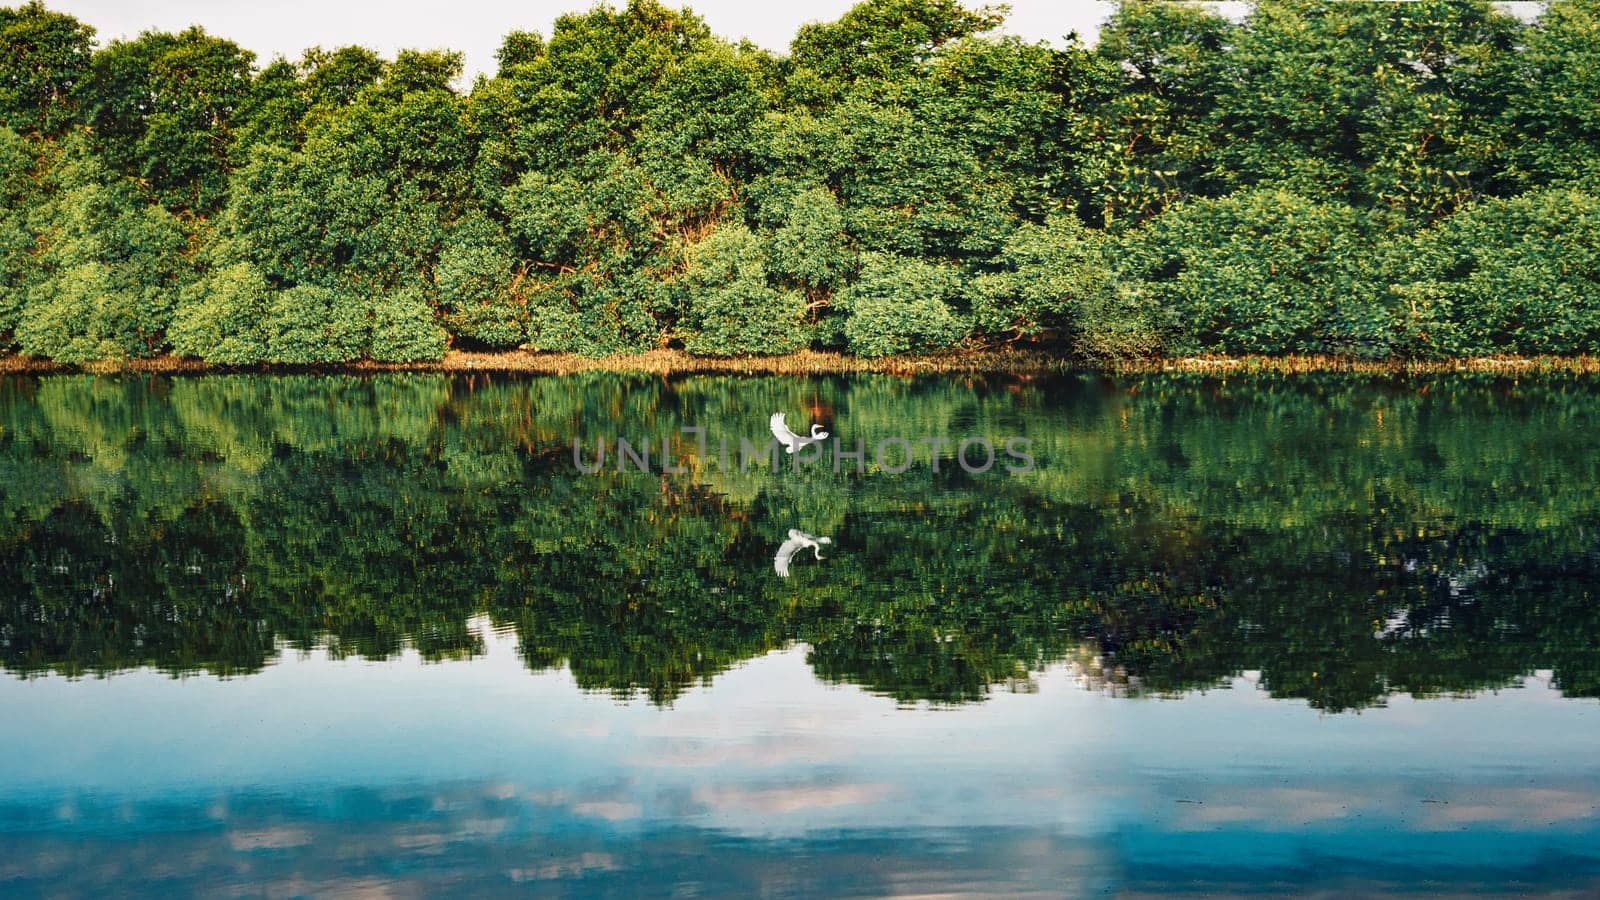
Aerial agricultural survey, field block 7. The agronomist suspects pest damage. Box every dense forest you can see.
[1,0,1599,363]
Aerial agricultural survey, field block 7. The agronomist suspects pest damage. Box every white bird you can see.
[770,412,829,454]
[775,529,832,578]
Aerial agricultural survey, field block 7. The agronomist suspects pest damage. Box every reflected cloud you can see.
[252,877,416,899]
[526,788,645,823]
[4,781,1596,897]
[1157,784,1600,834]
[1415,788,1600,830]
[227,827,313,850]
[641,739,822,770]
[507,853,620,882]
[570,801,644,822]
[691,782,892,815]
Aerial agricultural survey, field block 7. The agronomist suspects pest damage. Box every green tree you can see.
[842,252,968,356]
[1500,0,1600,190]
[679,223,808,356]
[303,45,385,109]
[1119,189,1387,356]
[786,0,1004,104]
[1394,189,1600,355]
[83,27,256,212]
[1209,0,1519,218]
[232,58,308,152]
[370,286,448,361]
[0,124,39,346]
[467,0,718,199]
[216,48,471,361]
[506,149,714,355]
[15,136,190,362]
[1070,0,1230,226]
[0,2,95,135]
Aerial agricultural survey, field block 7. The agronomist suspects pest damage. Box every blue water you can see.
[4,372,1600,895]
[4,631,1598,895]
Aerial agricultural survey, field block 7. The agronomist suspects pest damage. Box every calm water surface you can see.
[2,372,1598,896]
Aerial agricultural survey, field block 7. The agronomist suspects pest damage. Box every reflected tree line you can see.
[1,373,1599,711]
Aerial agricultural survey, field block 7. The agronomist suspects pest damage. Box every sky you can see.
[45,1,1122,82]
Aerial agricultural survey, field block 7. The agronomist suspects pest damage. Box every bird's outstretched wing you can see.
[770,412,801,451]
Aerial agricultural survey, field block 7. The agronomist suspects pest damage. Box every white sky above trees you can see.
[47,1,1124,81]
[42,1,1550,85]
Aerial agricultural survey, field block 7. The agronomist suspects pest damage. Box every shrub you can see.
[16,142,191,360]
[841,253,968,357]
[680,224,808,356]
[17,211,190,361]
[266,285,369,363]
[967,215,1162,357]
[525,268,670,356]
[1395,189,1600,355]
[0,216,27,348]
[370,287,449,361]
[506,154,686,356]
[766,186,853,293]
[0,126,36,346]
[1120,189,1389,356]
[168,262,273,363]
[435,214,526,348]
[15,261,115,362]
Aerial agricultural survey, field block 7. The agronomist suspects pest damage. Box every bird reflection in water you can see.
[775,530,832,577]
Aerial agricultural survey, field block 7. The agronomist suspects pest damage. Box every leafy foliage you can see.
[842,253,967,357]
[370,286,449,361]
[168,262,273,364]
[14,136,190,361]
[680,224,808,356]
[264,284,368,363]
[1395,189,1600,355]
[1,0,1600,363]
[1119,189,1390,356]
[0,124,38,345]
[81,26,255,211]
[435,213,527,348]
[0,1,95,135]
[968,215,1145,355]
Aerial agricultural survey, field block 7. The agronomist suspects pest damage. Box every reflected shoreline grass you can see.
[6,350,1600,377]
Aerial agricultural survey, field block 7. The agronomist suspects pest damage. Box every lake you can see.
[2,371,1599,896]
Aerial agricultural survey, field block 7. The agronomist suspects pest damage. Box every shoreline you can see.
[5,350,1600,377]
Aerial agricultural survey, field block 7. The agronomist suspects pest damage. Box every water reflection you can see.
[774,529,832,578]
[1,372,1599,709]
[2,636,1598,895]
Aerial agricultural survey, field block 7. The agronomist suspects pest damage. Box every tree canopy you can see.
[3,0,1600,363]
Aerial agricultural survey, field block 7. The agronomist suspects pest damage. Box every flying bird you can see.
[775,529,832,577]
[770,412,829,454]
